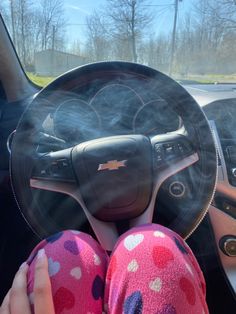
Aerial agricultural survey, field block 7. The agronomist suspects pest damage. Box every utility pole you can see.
[169,0,182,77]
[130,0,137,62]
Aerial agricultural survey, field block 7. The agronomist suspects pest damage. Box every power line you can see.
[142,4,174,6]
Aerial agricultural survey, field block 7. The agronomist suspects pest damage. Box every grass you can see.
[26,72,236,87]
[174,73,236,84]
[27,72,56,87]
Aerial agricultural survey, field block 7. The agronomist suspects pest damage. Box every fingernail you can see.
[19,262,28,270]
[37,248,46,260]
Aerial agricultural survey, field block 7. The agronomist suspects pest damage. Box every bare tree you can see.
[38,0,65,51]
[7,0,33,66]
[69,40,83,56]
[167,0,236,76]
[0,1,10,28]
[208,0,236,29]
[105,0,153,62]
[3,0,66,70]
[9,0,16,44]
[0,1,7,14]
[85,11,110,62]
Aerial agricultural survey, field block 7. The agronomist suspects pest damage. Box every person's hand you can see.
[0,249,55,314]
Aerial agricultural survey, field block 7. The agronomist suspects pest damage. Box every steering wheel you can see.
[10,62,217,250]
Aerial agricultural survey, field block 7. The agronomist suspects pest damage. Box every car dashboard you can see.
[187,84,236,195]
[185,84,236,296]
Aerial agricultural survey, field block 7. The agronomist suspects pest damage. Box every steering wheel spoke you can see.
[151,133,199,200]
[30,147,119,251]
[130,134,199,228]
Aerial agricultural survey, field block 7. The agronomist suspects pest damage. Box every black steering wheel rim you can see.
[10,61,217,248]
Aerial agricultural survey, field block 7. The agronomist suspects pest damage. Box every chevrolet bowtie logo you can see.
[98,160,127,171]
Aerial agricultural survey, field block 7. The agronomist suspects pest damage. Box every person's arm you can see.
[0,249,55,314]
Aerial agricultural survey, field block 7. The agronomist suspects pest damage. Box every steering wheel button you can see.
[57,158,69,168]
[154,144,163,163]
[50,162,60,176]
[154,144,162,151]
[32,167,48,177]
[177,141,192,156]
[154,144,163,153]
[50,160,74,181]
[163,143,176,158]
[177,143,185,154]
[32,159,51,178]
[169,181,186,198]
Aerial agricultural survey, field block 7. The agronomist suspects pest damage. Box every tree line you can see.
[0,0,65,69]
[1,0,236,76]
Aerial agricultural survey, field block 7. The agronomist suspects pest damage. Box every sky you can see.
[63,0,194,48]
[0,0,195,49]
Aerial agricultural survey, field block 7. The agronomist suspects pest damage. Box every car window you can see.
[1,0,236,86]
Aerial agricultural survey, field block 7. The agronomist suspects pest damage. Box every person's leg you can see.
[26,230,108,314]
[105,224,208,314]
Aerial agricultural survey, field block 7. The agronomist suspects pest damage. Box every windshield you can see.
[1,0,236,86]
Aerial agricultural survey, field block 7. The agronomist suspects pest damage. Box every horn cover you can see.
[72,135,152,221]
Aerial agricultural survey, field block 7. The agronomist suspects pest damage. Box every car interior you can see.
[0,9,235,314]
